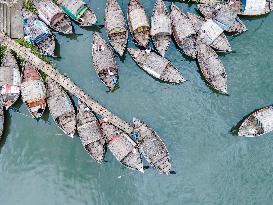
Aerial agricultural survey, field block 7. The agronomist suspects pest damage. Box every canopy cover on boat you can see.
[151,14,171,36]
[105,10,127,34]
[49,95,73,119]
[242,0,267,15]
[129,8,149,32]
[61,0,88,20]
[200,19,223,45]
[255,106,273,132]
[21,80,46,101]
[23,19,50,44]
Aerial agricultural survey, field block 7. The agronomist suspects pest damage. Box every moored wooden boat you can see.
[151,0,171,56]
[77,100,106,163]
[46,78,76,137]
[128,0,150,48]
[92,32,118,91]
[0,50,21,109]
[170,3,197,59]
[197,42,227,94]
[100,120,144,172]
[21,8,56,56]
[128,48,185,84]
[0,101,4,140]
[105,0,128,56]
[57,0,97,26]
[133,118,171,174]
[21,62,46,119]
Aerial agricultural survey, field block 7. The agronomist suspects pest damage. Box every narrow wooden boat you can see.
[92,32,118,91]
[21,8,56,56]
[0,50,21,109]
[0,101,4,140]
[197,42,227,94]
[170,3,197,59]
[46,78,76,137]
[77,100,106,163]
[100,120,144,172]
[151,0,171,56]
[133,118,171,174]
[105,0,128,56]
[21,62,46,119]
[238,106,273,137]
[128,48,185,84]
[57,0,97,26]
[35,0,73,34]
[128,0,150,48]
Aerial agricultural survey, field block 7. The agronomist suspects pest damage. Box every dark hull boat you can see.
[128,48,185,84]
[151,0,171,56]
[197,42,227,94]
[0,101,3,140]
[105,0,128,56]
[57,0,97,26]
[77,100,106,163]
[133,118,171,174]
[21,8,56,56]
[46,78,76,137]
[92,32,118,91]
[100,121,144,172]
[21,62,46,119]
[170,4,197,59]
[128,0,150,48]
[0,50,21,109]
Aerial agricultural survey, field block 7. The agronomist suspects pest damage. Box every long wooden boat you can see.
[170,3,197,59]
[46,78,76,137]
[100,120,144,172]
[197,42,227,94]
[133,118,171,174]
[21,62,46,119]
[35,0,73,34]
[0,101,4,140]
[128,48,185,84]
[0,50,21,109]
[21,8,56,56]
[77,100,106,163]
[187,12,231,52]
[151,0,171,57]
[238,106,273,137]
[57,0,97,26]
[128,0,150,48]
[92,32,118,91]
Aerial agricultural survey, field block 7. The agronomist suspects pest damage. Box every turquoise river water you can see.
[1,1,273,205]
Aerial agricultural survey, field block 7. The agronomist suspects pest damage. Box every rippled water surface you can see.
[1,1,273,204]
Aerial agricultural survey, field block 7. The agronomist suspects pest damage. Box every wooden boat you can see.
[0,50,21,109]
[151,0,171,57]
[21,8,56,56]
[105,0,128,56]
[92,32,118,91]
[170,3,197,59]
[187,12,231,52]
[197,42,227,94]
[21,62,46,119]
[46,78,76,137]
[0,101,3,140]
[57,0,97,26]
[128,0,150,48]
[35,0,73,34]
[133,118,171,174]
[238,106,273,137]
[128,48,185,84]
[100,120,144,172]
[77,100,106,163]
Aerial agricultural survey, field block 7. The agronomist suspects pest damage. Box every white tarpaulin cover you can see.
[21,80,46,101]
[151,14,171,36]
[243,0,267,15]
[129,8,149,31]
[255,107,273,132]
[200,19,223,45]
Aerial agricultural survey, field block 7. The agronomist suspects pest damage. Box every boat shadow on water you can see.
[0,109,11,153]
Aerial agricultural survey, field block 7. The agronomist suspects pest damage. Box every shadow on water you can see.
[0,108,12,153]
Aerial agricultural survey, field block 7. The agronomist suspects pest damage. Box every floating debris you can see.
[21,62,46,119]
[128,48,185,84]
[197,42,227,94]
[92,32,118,91]
[151,0,171,57]
[77,100,106,163]
[57,0,97,26]
[46,78,76,137]
[0,50,21,109]
[170,3,197,59]
[128,0,150,48]
[100,120,144,172]
[0,101,3,140]
[105,0,128,56]
[21,8,56,56]
[35,0,73,34]
[133,118,171,174]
